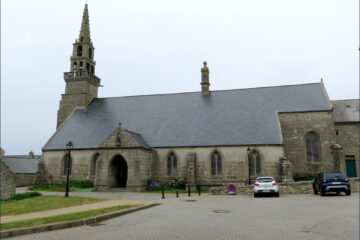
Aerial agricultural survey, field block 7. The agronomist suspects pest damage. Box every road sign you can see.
[227,184,236,195]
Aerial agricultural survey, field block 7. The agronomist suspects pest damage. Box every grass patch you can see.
[2,195,107,216]
[28,183,94,192]
[1,204,140,231]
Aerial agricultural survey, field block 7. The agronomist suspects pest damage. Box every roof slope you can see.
[3,156,39,174]
[44,83,331,150]
[331,99,360,122]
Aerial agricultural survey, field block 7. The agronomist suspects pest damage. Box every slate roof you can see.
[3,156,40,174]
[43,82,332,150]
[331,99,360,122]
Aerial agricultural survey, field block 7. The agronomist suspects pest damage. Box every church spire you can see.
[57,4,101,128]
[79,4,91,43]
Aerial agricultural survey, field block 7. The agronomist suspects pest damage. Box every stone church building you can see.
[42,5,359,191]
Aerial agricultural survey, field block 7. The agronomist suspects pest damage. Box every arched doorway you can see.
[109,155,128,188]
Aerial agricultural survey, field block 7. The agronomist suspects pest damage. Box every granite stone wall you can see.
[16,173,36,187]
[1,161,16,199]
[335,123,360,177]
[278,111,337,178]
[154,146,284,186]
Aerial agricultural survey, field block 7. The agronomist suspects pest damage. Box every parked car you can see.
[313,170,351,196]
[253,177,279,197]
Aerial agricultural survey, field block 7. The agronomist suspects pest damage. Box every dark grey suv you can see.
[313,171,351,196]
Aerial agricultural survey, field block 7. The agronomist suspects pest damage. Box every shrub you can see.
[294,173,317,181]
[69,180,94,188]
[171,178,186,189]
[9,192,42,200]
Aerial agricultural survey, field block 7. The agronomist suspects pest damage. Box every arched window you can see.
[306,132,320,161]
[89,48,93,59]
[211,151,222,175]
[63,154,72,175]
[167,152,177,176]
[249,150,261,176]
[77,45,83,57]
[91,153,99,175]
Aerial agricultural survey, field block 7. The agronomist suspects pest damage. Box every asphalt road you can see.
[12,193,359,240]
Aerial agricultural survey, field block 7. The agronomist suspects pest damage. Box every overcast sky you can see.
[1,0,359,155]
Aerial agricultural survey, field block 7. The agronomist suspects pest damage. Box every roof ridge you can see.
[331,99,360,102]
[124,129,142,136]
[96,82,321,100]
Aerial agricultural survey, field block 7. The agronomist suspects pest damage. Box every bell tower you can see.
[57,4,101,128]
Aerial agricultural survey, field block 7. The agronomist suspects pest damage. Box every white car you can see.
[253,177,279,197]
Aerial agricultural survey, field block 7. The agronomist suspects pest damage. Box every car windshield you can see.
[257,178,274,183]
[326,172,345,178]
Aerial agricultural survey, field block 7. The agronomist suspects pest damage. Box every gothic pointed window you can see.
[211,151,222,175]
[249,150,261,176]
[77,45,83,57]
[306,132,320,161]
[63,154,72,175]
[167,152,177,176]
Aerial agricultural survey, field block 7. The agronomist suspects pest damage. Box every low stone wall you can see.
[16,173,36,187]
[210,178,359,195]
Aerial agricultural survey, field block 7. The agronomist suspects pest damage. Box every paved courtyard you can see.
[12,193,359,240]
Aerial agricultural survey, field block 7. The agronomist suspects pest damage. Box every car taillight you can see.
[254,183,259,186]
[323,179,327,183]
[272,183,278,186]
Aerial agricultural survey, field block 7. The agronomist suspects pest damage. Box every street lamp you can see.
[247,147,251,185]
[65,141,73,197]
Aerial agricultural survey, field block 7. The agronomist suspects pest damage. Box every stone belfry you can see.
[57,4,101,128]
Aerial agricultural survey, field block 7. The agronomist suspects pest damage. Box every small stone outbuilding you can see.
[3,151,42,187]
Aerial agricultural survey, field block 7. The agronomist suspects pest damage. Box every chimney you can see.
[29,150,34,158]
[201,61,210,95]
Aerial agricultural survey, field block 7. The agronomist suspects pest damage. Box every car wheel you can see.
[346,189,351,196]
[320,188,326,196]
[254,193,257,198]
[313,187,318,195]
[276,192,279,197]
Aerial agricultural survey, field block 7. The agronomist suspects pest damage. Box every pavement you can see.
[9,190,359,240]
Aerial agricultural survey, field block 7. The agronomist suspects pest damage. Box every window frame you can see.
[210,151,222,176]
[167,152,178,176]
[305,132,321,162]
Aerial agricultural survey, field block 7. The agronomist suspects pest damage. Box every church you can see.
[42,5,359,191]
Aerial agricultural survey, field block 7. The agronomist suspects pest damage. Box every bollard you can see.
[161,186,165,199]
[188,185,191,197]
[198,185,201,196]
[176,188,179,198]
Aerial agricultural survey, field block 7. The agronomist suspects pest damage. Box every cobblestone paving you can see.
[13,194,359,240]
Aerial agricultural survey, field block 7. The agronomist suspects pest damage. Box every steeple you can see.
[79,4,91,43]
[56,4,101,128]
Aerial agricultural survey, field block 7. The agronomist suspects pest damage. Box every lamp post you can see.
[247,147,251,185]
[65,141,73,197]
